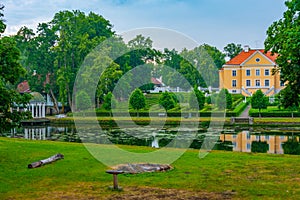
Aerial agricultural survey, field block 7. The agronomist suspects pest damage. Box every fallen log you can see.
[28,153,64,169]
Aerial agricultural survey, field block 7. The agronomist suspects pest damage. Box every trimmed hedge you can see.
[249,111,300,117]
[234,102,249,117]
[73,110,246,118]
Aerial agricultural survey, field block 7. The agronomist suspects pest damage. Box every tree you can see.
[202,44,226,70]
[225,89,233,109]
[217,89,232,110]
[102,92,116,110]
[189,86,205,110]
[223,43,243,59]
[51,10,114,110]
[264,0,300,107]
[251,90,268,117]
[0,4,6,35]
[159,92,176,111]
[129,89,146,116]
[13,10,114,113]
[180,44,225,88]
[76,90,92,111]
[278,85,299,117]
[0,5,31,133]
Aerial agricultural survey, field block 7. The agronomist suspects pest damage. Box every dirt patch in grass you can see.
[17,183,234,200]
[108,186,234,200]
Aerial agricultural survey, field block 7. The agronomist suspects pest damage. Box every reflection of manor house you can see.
[219,46,285,96]
[220,131,291,154]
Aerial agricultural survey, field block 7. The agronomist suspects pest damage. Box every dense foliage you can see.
[159,92,176,111]
[2,3,229,116]
[223,43,243,59]
[102,92,116,111]
[0,5,31,133]
[265,0,300,107]
[189,86,205,110]
[217,88,232,110]
[129,89,146,112]
[251,90,268,114]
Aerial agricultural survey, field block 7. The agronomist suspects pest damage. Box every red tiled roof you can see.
[151,77,162,85]
[17,80,31,93]
[225,49,277,65]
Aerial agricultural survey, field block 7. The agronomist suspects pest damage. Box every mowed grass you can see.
[1,137,300,199]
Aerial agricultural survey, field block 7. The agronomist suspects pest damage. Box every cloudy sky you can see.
[2,0,286,50]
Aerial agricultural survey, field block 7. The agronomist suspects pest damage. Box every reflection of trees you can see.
[251,133,269,153]
[283,135,300,155]
[213,141,233,151]
[251,141,268,153]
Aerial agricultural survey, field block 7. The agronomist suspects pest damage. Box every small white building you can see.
[26,92,46,118]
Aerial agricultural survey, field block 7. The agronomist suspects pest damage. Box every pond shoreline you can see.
[47,116,300,127]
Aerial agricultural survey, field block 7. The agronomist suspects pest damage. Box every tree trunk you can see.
[28,153,64,168]
[72,85,76,111]
[67,87,72,113]
[49,89,59,114]
[61,104,65,114]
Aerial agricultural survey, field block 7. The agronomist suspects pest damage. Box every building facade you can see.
[219,46,285,96]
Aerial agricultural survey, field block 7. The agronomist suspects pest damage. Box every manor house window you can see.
[265,69,270,76]
[232,70,236,77]
[265,80,270,87]
[255,80,260,87]
[232,80,237,87]
[256,69,260,76]
[246,80,251,87]
[246,69,251,76]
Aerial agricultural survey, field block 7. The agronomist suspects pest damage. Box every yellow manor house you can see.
[219,46,285,96]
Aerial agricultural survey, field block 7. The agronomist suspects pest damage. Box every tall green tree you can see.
[202,44,226,70]
[14,10,114,113]
[0,4,5,35]
[223,43,243,59]
[265,0,300,107]
[129,89,146,116]
[225,89,233,109]
[102,92,116,111]
[278,85,299,117]
[159,92,176,111]
[0,5,31,133]
[251,90,268,116]
[180,44,225,88]
[51,10,113,110]
[76,90,92,111]
[189,86,205,110]
[217,88,232,110]
[14,23,60,113]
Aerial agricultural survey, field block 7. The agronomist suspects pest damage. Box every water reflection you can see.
[7,126,80,142]
[220,131,294,154]
[2,125,300,155]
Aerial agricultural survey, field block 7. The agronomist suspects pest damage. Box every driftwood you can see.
[28,153,64,169]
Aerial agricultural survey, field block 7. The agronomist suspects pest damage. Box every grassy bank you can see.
[1,138,300,199]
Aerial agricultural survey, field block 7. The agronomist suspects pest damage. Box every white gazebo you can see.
[26,92,46,118]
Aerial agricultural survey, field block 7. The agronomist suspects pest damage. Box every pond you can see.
[2,124,300,155]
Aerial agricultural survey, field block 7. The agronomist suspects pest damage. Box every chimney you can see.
[244,45,250,52]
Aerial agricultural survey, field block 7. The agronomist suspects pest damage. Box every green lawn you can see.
[1,137,300,199]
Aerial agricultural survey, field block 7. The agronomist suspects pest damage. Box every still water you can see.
[3,124,300,155]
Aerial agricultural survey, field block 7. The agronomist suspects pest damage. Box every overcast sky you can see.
[2,0,286,50]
